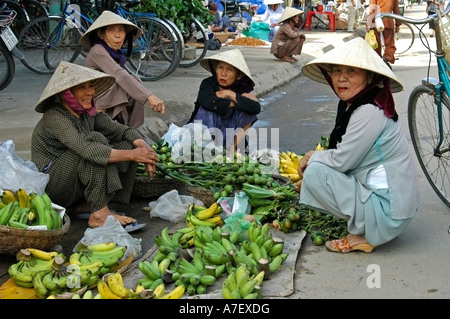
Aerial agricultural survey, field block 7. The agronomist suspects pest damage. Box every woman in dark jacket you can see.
[188,49,261,152]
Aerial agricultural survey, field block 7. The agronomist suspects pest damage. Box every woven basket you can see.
[438,11,450,65]
[187,175,292,207]
[132,176,181,199]
[0,214,70,256]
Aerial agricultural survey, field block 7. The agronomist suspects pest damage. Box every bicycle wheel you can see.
[394,22,414,55]
[0,42,15,90]
[18,16,80,74]
[408,84,450,208]
[125,16,181,81]
[179,17,208,68]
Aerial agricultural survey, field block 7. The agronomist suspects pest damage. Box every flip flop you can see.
[124,222,146,233]
[72,210,126,220]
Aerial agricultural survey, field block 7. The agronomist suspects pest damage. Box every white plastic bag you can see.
[74,215,142,261]
[149,189,205,223]
[0,139,49,194]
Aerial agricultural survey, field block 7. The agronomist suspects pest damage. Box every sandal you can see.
[325,236,375,253]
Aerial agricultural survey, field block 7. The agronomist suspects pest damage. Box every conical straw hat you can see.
[264,0,284,4]
[36,61,115,113]
[79,10,143,47]
[200,49,255,86]
[301,37,403,93]
[279,7,304,23]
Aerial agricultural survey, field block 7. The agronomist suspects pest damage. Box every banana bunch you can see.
[278,151,303,183]
[222,264,264,299]
[315,135,330,151]
[8,248,62,288]
[96,272,140,299]
[185,202,223,229]
[0,190,62,230]
[192,224,239,249]
[170,249,219,296]
[75,242,126,273]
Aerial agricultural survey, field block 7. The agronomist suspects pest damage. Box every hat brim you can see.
[79,10,143,47]
[279,7,304,23]
[36,61,115,113]
[200,49,255,86]
[301,37,403,93]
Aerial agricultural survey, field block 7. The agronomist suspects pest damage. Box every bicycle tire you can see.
[125,16,181,81]
[2,0,30,35]
[18,16,80,74]
[179,17,208,68]
[0,42,15,90]
[394,22,414,55]
[408,84,450,208]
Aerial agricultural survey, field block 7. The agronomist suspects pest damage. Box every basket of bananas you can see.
[0,189,71,255]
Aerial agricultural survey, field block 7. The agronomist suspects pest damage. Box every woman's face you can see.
[98,24,127,50]
[330,65,369,101]
[70,81,95,109]
[215,61,239,87]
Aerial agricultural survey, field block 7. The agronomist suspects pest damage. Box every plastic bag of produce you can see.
[0,139,49,195]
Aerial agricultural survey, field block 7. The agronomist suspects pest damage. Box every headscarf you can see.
[61,89,97,117]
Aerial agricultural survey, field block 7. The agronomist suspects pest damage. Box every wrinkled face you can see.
[330,65,369,101]
[215,61,239,87]
[98,24,127,50]
[70,81,95,109]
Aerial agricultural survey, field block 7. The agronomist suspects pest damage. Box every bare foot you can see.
[88,206,136,228]
[291,56,298,62]
[281,56,296,63]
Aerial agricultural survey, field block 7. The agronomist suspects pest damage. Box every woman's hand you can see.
[216,89,237,104]
[148,94,166,115]
[242,92,259,102]
[298,150,314,179]
[133,146,159,178]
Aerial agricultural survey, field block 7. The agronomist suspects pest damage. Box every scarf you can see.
[61,89,97,116]
[319,66,398,149]
[94,39,126,67]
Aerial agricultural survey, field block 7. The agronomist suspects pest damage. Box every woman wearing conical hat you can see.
[297,37,420,253]
[187,49,261,152]
[270,7,306,63]
[80,10,165,128]
[31,62,159,230]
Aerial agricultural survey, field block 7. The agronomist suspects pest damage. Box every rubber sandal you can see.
[325,237,375,253]
[124,222,146,233]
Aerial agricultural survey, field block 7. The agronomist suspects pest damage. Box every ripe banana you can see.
[106,272,131,298]
[87,242,117,252]
[1,189,17,205]
[194,202,219,220]
[16,188,29,209]
[97,280,122,299]
[25,248,58,261]
[159,284,185,299]
[153,283,165,298]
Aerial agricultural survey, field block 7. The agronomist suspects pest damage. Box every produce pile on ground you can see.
[228,36,268,46]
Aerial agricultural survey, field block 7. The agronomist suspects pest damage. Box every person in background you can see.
[270,7,306,63]
[335,0,359,31]
[261,0,285,42]
[80,10,165,129]
[298,37,420,253]
[208,0,235,32]
[366,0,402,68]
[188,49,261,152]
[426,0,444,37]
[292,0,303,10]
[31,62,160,230]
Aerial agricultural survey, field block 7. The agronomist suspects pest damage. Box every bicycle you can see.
[378,8,450,208]
[0,0,48,35]
[17,0,182,80]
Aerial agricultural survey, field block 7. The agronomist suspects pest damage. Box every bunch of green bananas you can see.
[8,248,63,289]
[0,189,62,230]
[222,264,265,299]
[74,242,127,272]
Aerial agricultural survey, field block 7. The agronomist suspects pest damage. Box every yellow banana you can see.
[281,173,301,182]
[159,284,185,299]
[203,215,222,225]
[97,280,122,299]
[106,272,131,298]
[153,283,165,298]
[16,189,29,209]
[69,252,82,265]
[25,248,58,261]
[87,242,117,252]
[1,189,17,204]
[281,164,298,175]
[194,202,218,220]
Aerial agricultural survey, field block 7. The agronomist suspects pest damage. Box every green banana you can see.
[8,261,33,284]
[269,255,283,273]
[42,270,58,290]
[33,270,51,299]
[5,202,20,226]
[0,201,15,225]
[139,260,162,280]
[47,208,61,229]
[40,193,53,210]
[30,195,51,229]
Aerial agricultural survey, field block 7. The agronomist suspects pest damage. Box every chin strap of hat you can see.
[126,28,138,58]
